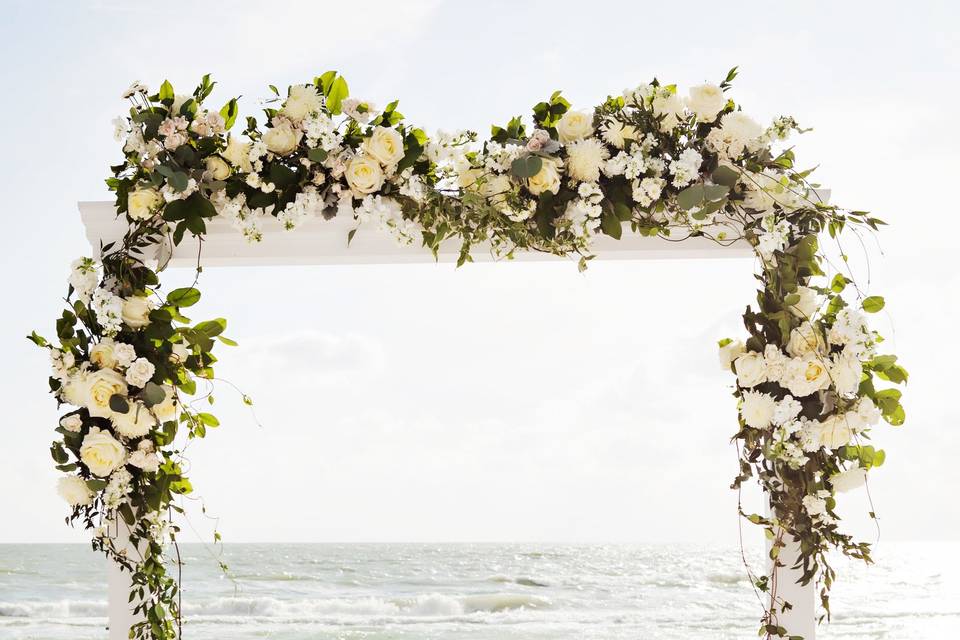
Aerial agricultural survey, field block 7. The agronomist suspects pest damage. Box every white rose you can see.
[57,476,94,506]
[830,466,868,493]
[222,137,253,172]
[59,414,83,433]
[80,427,125,477]
[125,357,155,388]
[734,351,767,388]
[263,120,302,156]
[566,138,610,183]
[90,338,119,369]
[788,286,821,319]
[127,187,161,221]
[121,296,153,328]
[114,343,137,368]
[110,402,157,439]
[527,158,562,196]
[686,83,726,123]
[481,174,514,208]
[344,156,386,195]
[817,413,856,450]
[831,352,863,396]
[786,321,824,357]
[281,84,322,122]
[205,156,231,181]
[740,391,776,429]
[783,355,831,397]
[363,126,405,167]
[83,369,128,419]
[719,340,746,371]
[556,111,594,143]
[651,91,686,132]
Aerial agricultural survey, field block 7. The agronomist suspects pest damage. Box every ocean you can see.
[0,542,956,639]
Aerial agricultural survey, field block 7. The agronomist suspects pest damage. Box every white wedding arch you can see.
[38,70,906,640]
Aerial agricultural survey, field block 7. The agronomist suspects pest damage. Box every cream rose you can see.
[363,126,405,167]
[719,340,746,371]
[83,368,128,419]
[344,156,386,195]
[222,137,253,172]
[57,476,94,506]
[734,351,767,388]
[788,286,821,319]
[783,355,831,397]
[127,187,161,221]
[817,413,856,450]
[263,120,302,156]
[556,110,594,143]
[686,83,726,123]
[121,296,152,328]
[786,321,824,357]
[111,402,157,439]
[205,156,231,181]
[170,342,190,364]
[80,427,125,477]
[527,159,561,196]
[90,338,119,369]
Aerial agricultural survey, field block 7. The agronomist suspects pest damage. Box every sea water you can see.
[1,542,956,639]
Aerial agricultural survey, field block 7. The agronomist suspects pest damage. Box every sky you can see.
[0,0,958,547]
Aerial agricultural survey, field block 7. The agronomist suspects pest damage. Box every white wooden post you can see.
[80,191,827,638]
[767,525,817,638]
[107,519,142,640]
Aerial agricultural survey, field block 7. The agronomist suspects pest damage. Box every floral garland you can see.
[31,68,907,639]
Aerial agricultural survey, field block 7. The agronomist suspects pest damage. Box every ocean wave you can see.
[1,593,551,622]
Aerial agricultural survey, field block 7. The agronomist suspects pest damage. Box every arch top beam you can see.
[78,200,762,268]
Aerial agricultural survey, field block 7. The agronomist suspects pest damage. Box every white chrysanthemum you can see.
[772,395,803,426]
[802,493,829,518]
[740,391,776,429]
[282,84,323,122]
[57,476,94,506]
[600,118,636,149]
[566,138,610,183]
[830,352,863,396]
[110,403,157,439]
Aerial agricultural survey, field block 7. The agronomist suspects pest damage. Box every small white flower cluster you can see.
[351,194,419,245]
[668,148,703,188]
[277,186,325,231]
[69,257,99,303]
[91,288,124,336]
[211,191,267,243]
[561,183,604,239]
[127,440,160,473]
[755,214,792,263]
[103,466,133,511]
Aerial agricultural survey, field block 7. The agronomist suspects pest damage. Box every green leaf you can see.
[109,394,129,414]
[676,184,705,210]
[307,148,328,163]
[510,155,543,179]
[703,184,729,202]
[884,404,906,426]
[326,76,349,114]
[167,287,201,308]
[219,98,239,130]
[600,210,622,239]
[862,296,885,313]
[197,413,220,427]
[169,171,189,192]
[711,165,739,187]
[269,162,298,188]
[830,274,849,293]
[158,80,174,103]
[87,478,108,492]
[141,382,166,408]
[50,442,69,464]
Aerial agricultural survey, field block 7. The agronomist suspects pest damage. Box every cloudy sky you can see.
[0,0,957,546]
